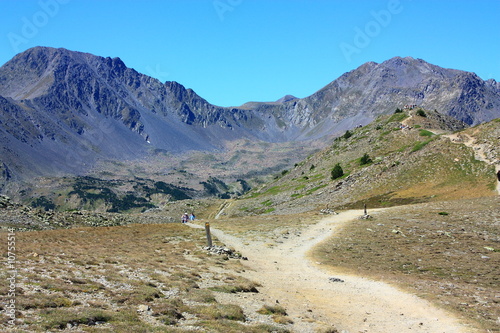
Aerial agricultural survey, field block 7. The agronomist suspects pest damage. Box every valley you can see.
[1,107,499,332]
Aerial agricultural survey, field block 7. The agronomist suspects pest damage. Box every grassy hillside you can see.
[227,109,497,216]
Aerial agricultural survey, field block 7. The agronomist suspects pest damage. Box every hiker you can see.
[189,213,195,221]
[181,213,189,224]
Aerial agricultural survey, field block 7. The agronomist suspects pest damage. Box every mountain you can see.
[1,47,499,186]
[246,57,500,140]
[0,47,272,181]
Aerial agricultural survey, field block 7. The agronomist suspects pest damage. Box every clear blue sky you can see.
[1,0,499,107]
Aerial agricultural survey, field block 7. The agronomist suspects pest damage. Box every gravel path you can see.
[191,210,476,332]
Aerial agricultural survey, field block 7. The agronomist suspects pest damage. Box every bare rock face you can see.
[0,48,499,182]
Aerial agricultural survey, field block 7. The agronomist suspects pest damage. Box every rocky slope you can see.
[1,47,499,187]
[248,57,500,140]
[0,47,264,181]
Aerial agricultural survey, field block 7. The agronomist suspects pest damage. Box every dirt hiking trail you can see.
[190,210,476,333]
[445,132,500,195]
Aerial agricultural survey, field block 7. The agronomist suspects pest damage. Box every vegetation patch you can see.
[210,275,260,294]
[419,129,434,137]
[336,192,430,210]
[257,304,288,316]
[416,109,427,117]
[359,153,373,166]
[330,163,344,180]
[411,139,433,152]
[42,308,113,330]
[261,200,273,207]
[194,304,245,321]
[31,196,56,211]
[306,184,327,195]
[388,112,408,123]
[67,176,158,212]
[142,180,192,200]
[263,186,284,196]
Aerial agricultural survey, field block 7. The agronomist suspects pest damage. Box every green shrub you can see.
[360,153,373,166]
[416,109,427,117]
[331,163,344,180]
[151,181,192,200]
[31,196,56,211]
[343,130,352,139]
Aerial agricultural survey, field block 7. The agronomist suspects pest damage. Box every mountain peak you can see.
[276,95,298,103]
[381,56,423,68]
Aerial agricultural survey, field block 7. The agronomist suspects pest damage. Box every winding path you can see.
[189,210,476,332]
[445,132,500,195]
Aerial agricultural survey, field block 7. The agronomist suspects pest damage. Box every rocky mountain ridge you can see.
[1,47,499,187]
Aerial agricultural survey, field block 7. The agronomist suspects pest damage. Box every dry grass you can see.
[0,223,285,332]
[257,305,292,325]
[209,275,260,294]
[257,304,288,316]
[313,196,500,331]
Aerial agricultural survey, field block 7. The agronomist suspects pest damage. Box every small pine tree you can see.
[331,163,344,180]
[343,130,352,140]
[360,153,372,166]
[394,108,403,113]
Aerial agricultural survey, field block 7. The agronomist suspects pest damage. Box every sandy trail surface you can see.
[191,210,475,332]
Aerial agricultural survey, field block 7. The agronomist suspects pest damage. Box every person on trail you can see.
[181,213,189,224]
[189,213,195,221]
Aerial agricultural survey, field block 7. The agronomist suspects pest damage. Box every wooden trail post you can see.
[205,222,213,248]
[361,203,372,219]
